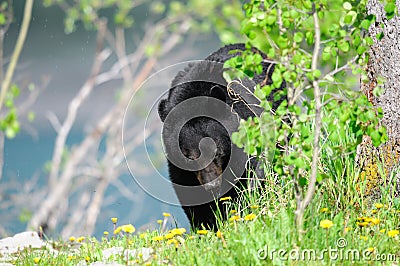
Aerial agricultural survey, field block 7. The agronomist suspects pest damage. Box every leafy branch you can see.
[0,0,33,112]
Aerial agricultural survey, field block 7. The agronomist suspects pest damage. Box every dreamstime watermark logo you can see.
[121,60,276,206]
[257,238,399,262]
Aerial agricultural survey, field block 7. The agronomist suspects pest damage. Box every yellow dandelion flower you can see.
[103,231,109,236]
[77,236,85,243]
[356,221,369,227]
[67,255,76,261]
[170,228,186,235]
[114,226,122,235]
[379,229,386,233]
[230,210,237,214]
[216,230,223,238]
[157,219,163,224]
[374,203,383,209]
[320,207,329,213]
[369,218,380,225]
[244,213,256,221]
[250,205,259,209]
[320,219,334,229]
[360,236,368,241]
[152,236,164,241]
[366,247,375,253]
[197,229,208,235]
[387,230,399,237]
[164,233,174,239]
[33,257,40,264]
[162,212,171,217]
[85,256,90,262]
[111,217,118,224]
[121,224,136,234]
[229,215,240,222]
[345,227,352,232]
[69,236,76,242]
[139,233,146,239]
[219,196,231,201]
[166,238,179,246]
[371,210,378,214]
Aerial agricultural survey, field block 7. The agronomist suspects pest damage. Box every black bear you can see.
[158,43,284,229]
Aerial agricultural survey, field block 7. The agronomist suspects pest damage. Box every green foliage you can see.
[228,0,387,192]
[0,84,20,139]
[43,0,245,44]
[0,1,11,26]
[43,0,137,33]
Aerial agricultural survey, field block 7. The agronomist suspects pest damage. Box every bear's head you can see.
[178,117,231,194]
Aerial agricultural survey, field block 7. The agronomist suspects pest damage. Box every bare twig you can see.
[115,27,133,82]
[295,5,322,233]
[0,0,33,112]
[322,56,359,81]
[48,22,109,188]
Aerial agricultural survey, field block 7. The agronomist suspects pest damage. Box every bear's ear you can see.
[158,99,169,122]
[210,85,226,102]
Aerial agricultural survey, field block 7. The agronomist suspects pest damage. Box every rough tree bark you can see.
[358,0,400,198]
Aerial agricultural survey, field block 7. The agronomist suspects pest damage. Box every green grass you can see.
[3,142,400,265]
[6,180,400,265]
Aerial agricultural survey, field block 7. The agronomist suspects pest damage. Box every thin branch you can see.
[48,22,110,188]
[115,27,133,82]
[0,0,33,112]
[300,5,322,215]
[45,112,62,133]
[61,190,91,238]
[322,56,359,81]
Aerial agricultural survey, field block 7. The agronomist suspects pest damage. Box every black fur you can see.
[158,43,284,229]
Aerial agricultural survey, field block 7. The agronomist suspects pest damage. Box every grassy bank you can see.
[7,164,400,265]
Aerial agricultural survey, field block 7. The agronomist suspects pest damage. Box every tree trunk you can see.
[358,0,400,199]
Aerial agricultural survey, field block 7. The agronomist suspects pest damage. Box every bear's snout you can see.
[196,162,223,195]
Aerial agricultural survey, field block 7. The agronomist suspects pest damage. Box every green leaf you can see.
[293,32,304,43]
[277,36,288,49]
[384,2,396,15]
[322,51,330,61]
[312,69,321,78]
[360,19,371,30]
[370,131,381,147]
[0,14,5,25]
[376,32,384,40]
[271,69,283,88]
[338,40,350,52]
[343,2,352,10]
[5,127,17,139]
[266,15,276,25]
[299,113,307,122]
[267,48,275,58]
[293,54,302,64]
[352,35,361,47]
[344,11,356,25]
[299,177,307,186]
[306,32,314,45]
